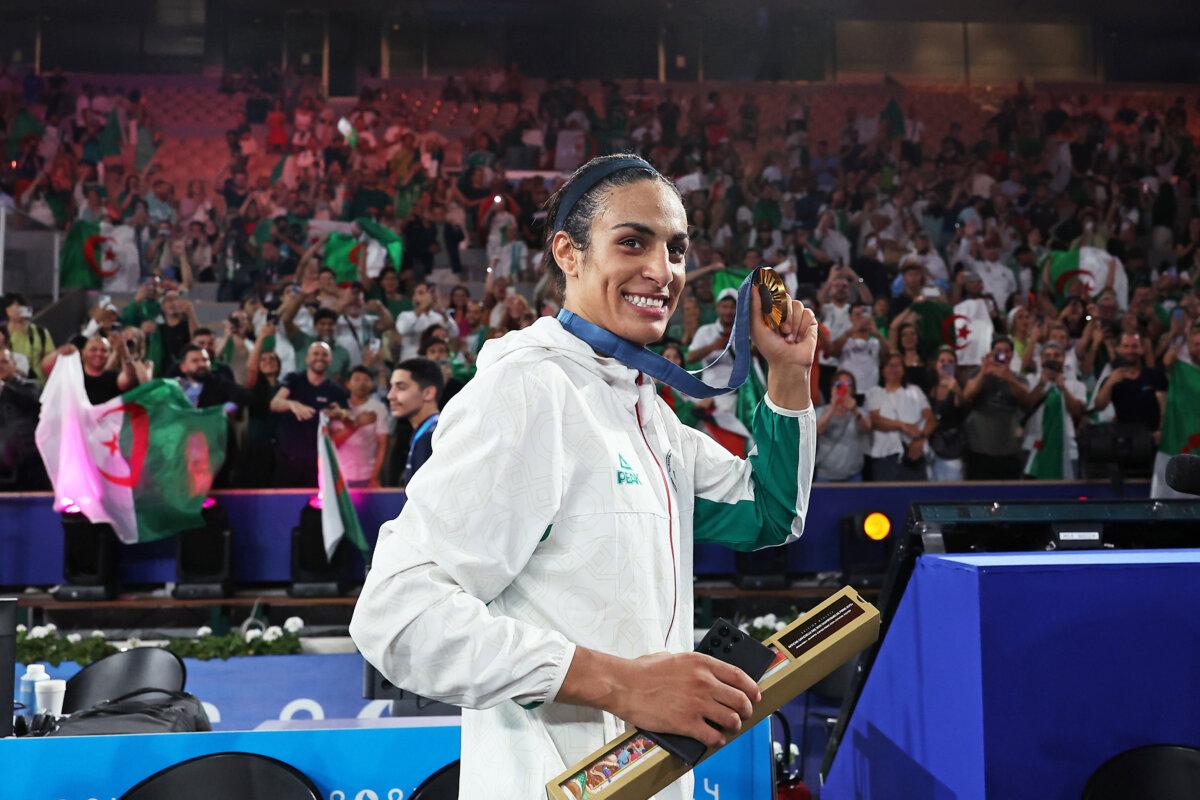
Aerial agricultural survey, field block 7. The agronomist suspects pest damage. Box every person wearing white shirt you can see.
[395,283,449,361]
[674,162,707,195]
[956,236,1018,311]
[866,353,933,481]
[906,233,948,284]
[830,304,888,392]
[686,289,743,436]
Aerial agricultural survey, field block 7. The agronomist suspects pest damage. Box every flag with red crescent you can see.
[34,353,229,544]
[940,314,972,350]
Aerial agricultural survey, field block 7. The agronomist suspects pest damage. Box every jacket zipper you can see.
[634,375,677,646]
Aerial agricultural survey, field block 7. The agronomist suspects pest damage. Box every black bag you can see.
[48,688,211,737]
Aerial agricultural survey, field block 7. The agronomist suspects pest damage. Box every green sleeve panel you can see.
[693,400,810,552]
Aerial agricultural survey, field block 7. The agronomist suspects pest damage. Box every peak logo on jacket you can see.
[616,454,641,485]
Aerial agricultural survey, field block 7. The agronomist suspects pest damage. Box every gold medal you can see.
[752,267,792,331]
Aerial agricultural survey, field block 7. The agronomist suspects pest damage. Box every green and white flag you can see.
[1039,247,1127,305]
[1152,359,1200,498]
[35,354,228,544]
[317,412,370,561]
[1024,385,1069,480]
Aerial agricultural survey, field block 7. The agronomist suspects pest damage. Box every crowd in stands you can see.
[2,62,1200,490]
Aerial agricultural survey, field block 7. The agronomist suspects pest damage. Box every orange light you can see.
[863,512,891,541]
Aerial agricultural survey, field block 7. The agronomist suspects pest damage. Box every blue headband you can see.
[553,156,655,233]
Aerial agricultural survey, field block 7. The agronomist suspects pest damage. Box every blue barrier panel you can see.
[0,482,1147,585]
[2,716,773,799]
[17,653,371,731]
[823,550,1200,800]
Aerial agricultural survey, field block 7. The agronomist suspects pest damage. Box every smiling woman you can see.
[351,153,818,800]
[542,154,689,344]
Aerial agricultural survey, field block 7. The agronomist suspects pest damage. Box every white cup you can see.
[35,679,66,717]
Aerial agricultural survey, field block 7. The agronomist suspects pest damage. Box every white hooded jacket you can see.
[350,317,815,799]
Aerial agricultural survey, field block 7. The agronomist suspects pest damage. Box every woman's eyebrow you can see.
[612,221,690,242]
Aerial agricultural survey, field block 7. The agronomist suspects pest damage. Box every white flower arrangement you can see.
[90,630,105,639]
[263,626,283,643]
[244,629,263,643]
[196,626,213,637]
[66,633,82,644]
[16,624,26,634]
[283,616,305,634]
[27,626,49,640]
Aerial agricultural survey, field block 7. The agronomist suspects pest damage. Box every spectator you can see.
[155,290,199,374]
[45,336,138,405]
[951,271,997,371]
[418,331,466,407]
[387,357,444,485]
[240,323,283,487]
[961,337,1036,479]
[395,282,449,361]
[1091,332,1168,435]
[177,343,250,485]
[407,202,465,274]
[3,293,55,383]
[176,344,249,412]
[329,366,389,488]
[281,298,352,382]
[0,346,46,489]
[1022,341,1087,479]
[831,302,888,393]
[928,347,967,481]
[814,370,872,481]
[866,352,934,481]
[269,341,350,487]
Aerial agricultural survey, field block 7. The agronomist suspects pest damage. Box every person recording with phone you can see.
[815,370,872,482]
[962,337,1037,480]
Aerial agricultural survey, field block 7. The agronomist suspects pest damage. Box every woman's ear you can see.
[552,230,582,280]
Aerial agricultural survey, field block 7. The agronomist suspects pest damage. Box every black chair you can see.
[1082,745,1200,800]
[120,752,319,800]
[63,646,186,714]
[409,760,460,800]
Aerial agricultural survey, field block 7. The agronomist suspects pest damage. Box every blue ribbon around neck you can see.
[556,269,756,399]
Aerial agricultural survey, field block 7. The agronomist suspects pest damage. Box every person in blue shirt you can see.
[386,357,444,484]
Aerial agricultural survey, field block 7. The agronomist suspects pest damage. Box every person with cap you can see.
[685,283,756,454]
[351,154,817,799]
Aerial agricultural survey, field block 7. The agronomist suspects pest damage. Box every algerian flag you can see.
[735,358,766,437]
[1025,385,1069,479]
[60,221,105,290]
[324,219,404,281]
[1039,247,1127,308]
[1152,359,1200,498]
[711,268,750,300]
[337,117,359,149]
[35,354,228,544]
[317,413,370,561]
[324,232,362,283]
[354,217,404,278]
[59,221,139,291]
[909,299,953,361]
